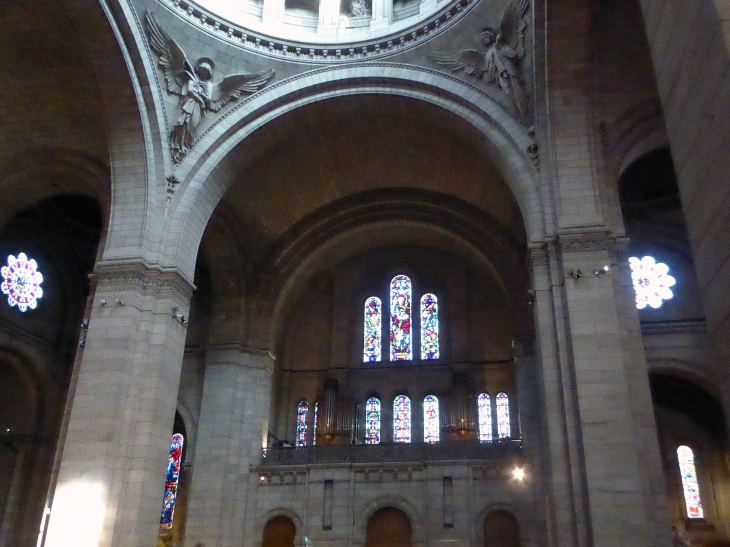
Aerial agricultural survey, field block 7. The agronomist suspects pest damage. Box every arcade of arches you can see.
[1,0,730,547]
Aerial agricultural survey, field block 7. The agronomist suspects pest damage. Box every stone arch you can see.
[162,66,542,282]
[257,508,303,547]
[355,496,421,544]
[244,189,528,351]
[475,503,523,547]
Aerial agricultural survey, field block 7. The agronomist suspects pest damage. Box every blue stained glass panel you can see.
[393,395,411,443]
[363,297,382,362]
[365,397,381,444]
[296,401,308,447]
[160,433,184,528]
[420,294,439,359]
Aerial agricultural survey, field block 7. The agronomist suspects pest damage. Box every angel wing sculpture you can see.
[429,0,530,126]
[145,12,276,163]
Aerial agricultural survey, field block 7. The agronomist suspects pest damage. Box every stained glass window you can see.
[423,395,440,443]
[629,256,676,309]
[393,395,411,443]
[478,393,493,443]
[1,253,43,312]
[160,433,184,529]
[296,401,308,447]
[390,275,412,361]
[365,397,381,444]
[313,401,319,446]
[420,293,439,360]
[677,445,703,519]
[496,393,510,439]
[364,297,382,362]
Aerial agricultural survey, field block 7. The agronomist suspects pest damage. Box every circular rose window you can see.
[1,253,44,312]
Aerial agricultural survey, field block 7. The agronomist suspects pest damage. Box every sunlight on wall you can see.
[44,481,106,547]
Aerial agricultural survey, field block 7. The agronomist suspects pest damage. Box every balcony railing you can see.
[261,439,522,465]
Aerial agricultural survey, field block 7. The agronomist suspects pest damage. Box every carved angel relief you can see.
[145,12,276,164]
[429,0,531,127]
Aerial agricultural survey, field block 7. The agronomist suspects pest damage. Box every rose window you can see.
[1,253,44,312]
[628,256,675,309]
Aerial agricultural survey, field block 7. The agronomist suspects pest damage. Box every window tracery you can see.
[1,252,43,312]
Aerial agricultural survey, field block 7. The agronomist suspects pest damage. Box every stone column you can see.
[531,234,671,547]
[43,260,193,547]
[183,348,274,547]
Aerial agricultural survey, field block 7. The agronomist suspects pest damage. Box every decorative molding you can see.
[558,231,613,254]
[158,0,479,64]
[528,243,548,269]
[91,260,196,302]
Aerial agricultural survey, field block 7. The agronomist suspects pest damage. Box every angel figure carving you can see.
[145,12,276,163]
[429,0,530,126]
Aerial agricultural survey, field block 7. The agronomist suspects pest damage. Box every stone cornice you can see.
[557,229,613,254]
[90,259,196,302]
[157,0,478,64]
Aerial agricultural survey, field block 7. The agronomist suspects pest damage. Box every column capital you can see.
[557,229,614,254]
[90,259,196,302]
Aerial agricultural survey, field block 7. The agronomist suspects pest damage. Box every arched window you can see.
[296,401,309,447]
[312,401,319,446]
[478,393,492,443]
[423,395,440,443]
[390,275,412,361]
[365,397,381,444]
[364,296,382,362]
[160,433,184,528]
[393,395,411,443]
[677,445,703,518]
[420,293,439,360]
[496,393,510,438]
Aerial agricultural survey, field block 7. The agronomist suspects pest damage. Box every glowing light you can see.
[313,401,319,445]
[512,468,525,481]
[1,252,43,312]
[628,256,676,309]
[420,293,439,360]
[363,297,382,362]
[423,395,439,443]
[677,445,703,518]
[390,275,412,361]
[44,481,106,547]
[365,397,381,444]
[160,433,184,528]
[478,393,492,443]
[393,395,411,443]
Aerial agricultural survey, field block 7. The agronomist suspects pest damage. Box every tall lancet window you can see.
[296,401,309,447]
[420,293,439,360]
[677,446,704,518]
[312,401,319,446]
[478,393,493,443]
[160,433,184,528]
[363,297,382,362]
[365,397,381,444]
[390,275,412,361]
[393,395,411,443]
[423,395,440,443]
[496,393,510,438]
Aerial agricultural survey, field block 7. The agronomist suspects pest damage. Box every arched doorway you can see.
[365,507,412,547]
[484,510,520,547]
[262,515,296,547]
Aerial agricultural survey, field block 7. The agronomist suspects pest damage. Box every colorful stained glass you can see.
[160,433,184,528]
[363,297,382,362]
[629,256,676,309]
[1,253,43,312]
[496,393,510,438]
[393,395,411,443]
[312,401,318,446]
[420,293,439,360]
[390,275,412,361]
[678,445,703,519]
[423,395,440,443]
[365,397,381,444]
[478,393,493,443]
[296,401,308,447]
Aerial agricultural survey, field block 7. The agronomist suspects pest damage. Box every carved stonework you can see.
[527,143,539,171]
[91,260,196,303]
[145,12,275,164]
[558,232,613,254]
[528,243,549,270]
[166,174,181,205]
[429,0,532,127]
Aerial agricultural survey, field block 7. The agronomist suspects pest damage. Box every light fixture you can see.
[512,468,525,481]
[593,265,610,277]
[567,269,582,279]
